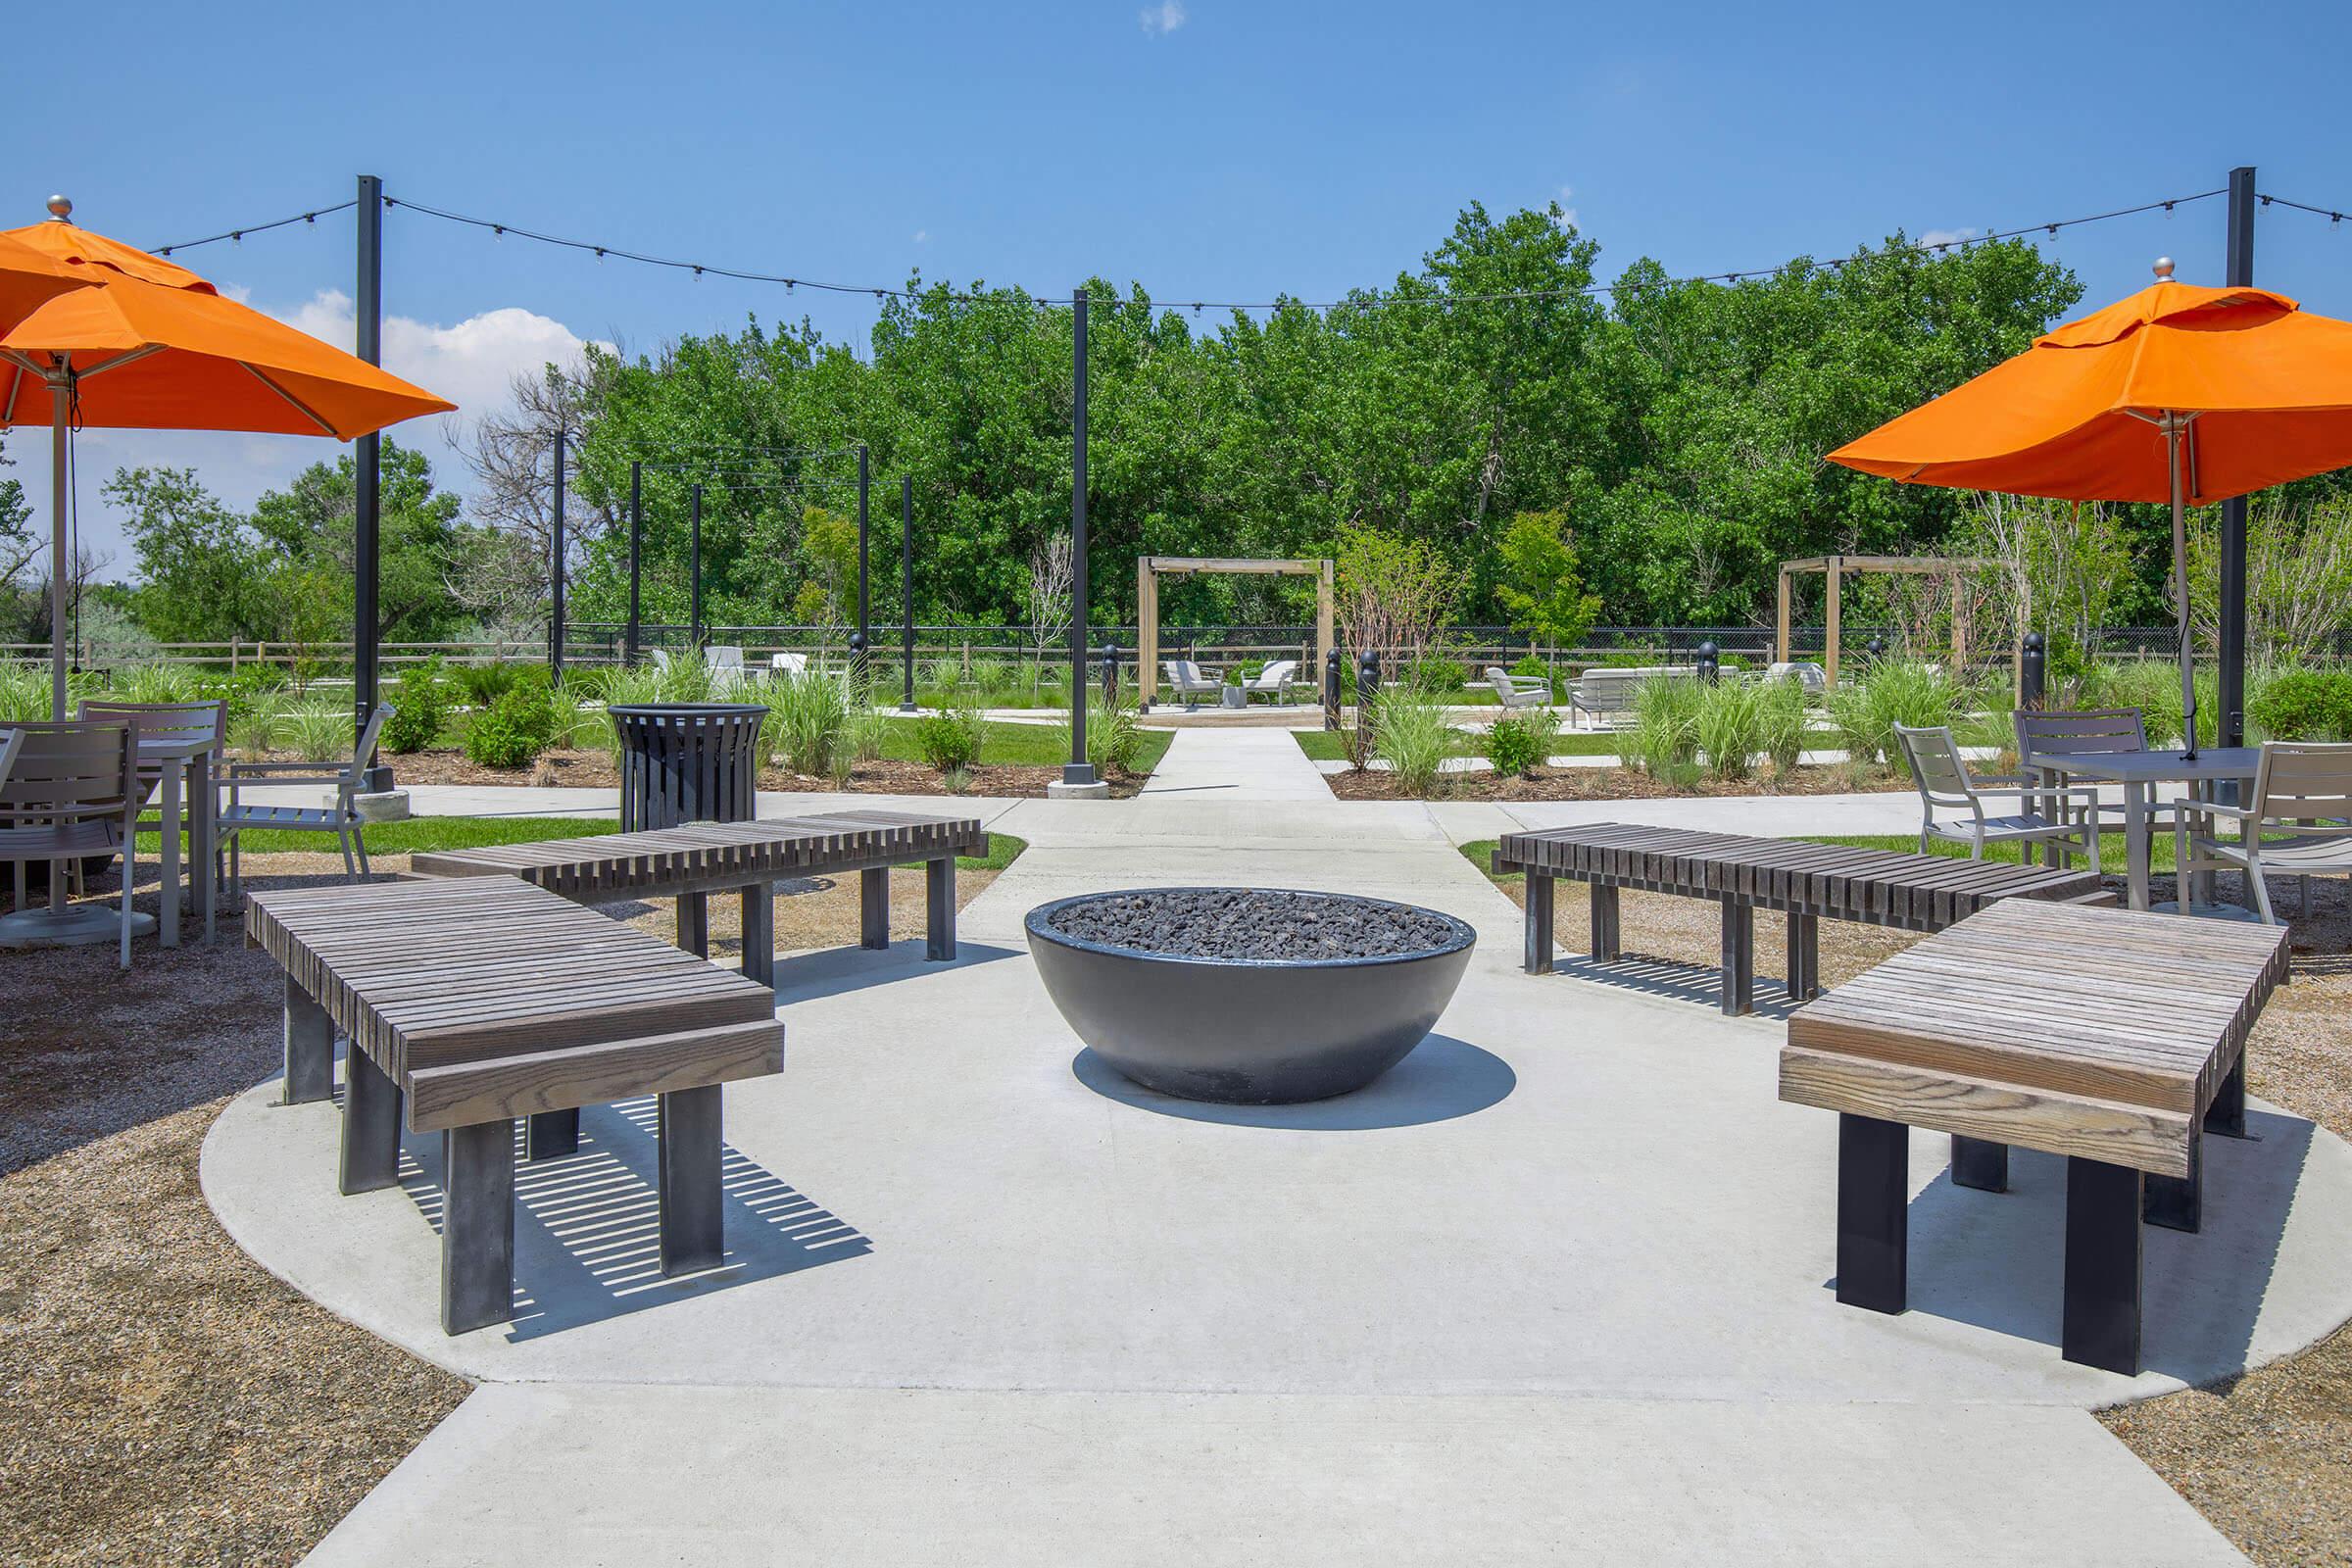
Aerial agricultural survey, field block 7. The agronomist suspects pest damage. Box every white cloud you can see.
[1918,227,1977,250]
[912,229,930,244]
[1139,1,1187,36]
[1554,184,1579,227]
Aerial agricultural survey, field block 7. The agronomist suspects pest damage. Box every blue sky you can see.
[12,0,2352,568]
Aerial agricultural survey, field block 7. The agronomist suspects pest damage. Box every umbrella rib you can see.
[239,364,339,436]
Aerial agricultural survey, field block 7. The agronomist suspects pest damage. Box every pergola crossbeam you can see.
[1138,556,1334,710]
[1776,553,1991,688]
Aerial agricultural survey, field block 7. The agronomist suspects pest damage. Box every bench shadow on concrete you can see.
[1072,1034,1516,1130]
[767,941,1020,1005]
[1543,952,1802,1022]
[379,1092,870,1342]
[1832,1111,2315,1384]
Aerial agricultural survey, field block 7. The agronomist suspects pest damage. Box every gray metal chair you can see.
[2014,707,2146,831]
[0,719,140,967]
[217,705,391,893]
[2174,741,2352,925]
[78,697,226,820]
[1893,721,2101,871]
[1160,659,1221,708]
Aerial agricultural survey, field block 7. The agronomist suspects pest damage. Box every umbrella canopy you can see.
[1828,265,2352,757]
[0,234,98,332]
[0,208,453,717]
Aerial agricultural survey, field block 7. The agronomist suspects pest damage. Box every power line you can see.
[150,200,359,258]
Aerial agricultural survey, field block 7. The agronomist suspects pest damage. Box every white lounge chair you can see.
[1161,659,1221,708]
[1566,665,1693,730]
[707,646,747,690]
[1485,666,1550,710]
[769,652,810,677]
[1893,721,2101,870]
[1240,660,1302,705]
[1767,662,1828,696]
[2175,741,2352,924]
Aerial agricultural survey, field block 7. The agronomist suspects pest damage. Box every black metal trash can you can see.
[610,704,769,831]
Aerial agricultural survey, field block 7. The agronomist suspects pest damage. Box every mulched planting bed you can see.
[1326,761,1916,802]
[1049,888,1458,961]
[369,747,1151,798]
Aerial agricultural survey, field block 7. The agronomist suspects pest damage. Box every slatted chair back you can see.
[2252,742,2352,837]
[0,719,136,831]
[0,726,22,797]
[78,699,227,751]
[1892,722,1978,809]
[2014,707,2146,764]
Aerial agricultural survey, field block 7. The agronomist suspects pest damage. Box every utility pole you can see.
[2219,165,2255,751]
[354,174,388,790]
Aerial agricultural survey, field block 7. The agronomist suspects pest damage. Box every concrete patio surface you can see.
[193,734,2352,1563]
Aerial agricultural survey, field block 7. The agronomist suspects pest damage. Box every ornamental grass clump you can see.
[0,660,46,723]
[285,704,356,764]
[1757,674,1809,778]
[1626,674,1702,781]
[1694,679,1763,781]
[763,668,854,776]
[1059,693,1146,775]
[1371,685,1457,795]
[1828,661,1971,771]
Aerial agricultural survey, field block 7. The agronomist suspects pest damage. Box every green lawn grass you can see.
[1459,830,2156,884]
[1294,728,1622,763]
[875,717,1173,774]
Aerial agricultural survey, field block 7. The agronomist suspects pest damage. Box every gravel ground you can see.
[1048,888,1460,960]
[1497,869,2352,1568]
[0,849,1004,1567]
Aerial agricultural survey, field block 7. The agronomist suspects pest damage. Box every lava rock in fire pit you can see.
[1046,888,1459,963]
[1026,887,1477,1103]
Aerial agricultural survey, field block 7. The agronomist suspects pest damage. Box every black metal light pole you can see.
[2219,164,2256,751]
[549,427,566,686]
[688,481,705,651]
[354,173,389,790]
[856,444,871,680]
[625,461,643,664]
[1064,288,1099,788]
[900,474,917,711]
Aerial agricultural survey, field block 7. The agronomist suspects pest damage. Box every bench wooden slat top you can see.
[1781,900,2288,1176]
[408,809,987,900]
[247,876,780,1085]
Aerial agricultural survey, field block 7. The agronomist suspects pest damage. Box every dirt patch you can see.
[375,747,1149,799]
[1326,761,1914,802]
[1492,871,2352,1568]
[0,849,1004,1565]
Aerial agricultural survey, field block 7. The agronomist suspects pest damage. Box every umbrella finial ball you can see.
[2153,256,2176,281]
[44,194,72,222]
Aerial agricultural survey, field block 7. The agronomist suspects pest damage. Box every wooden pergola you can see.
[1137,556,1334,710]
[1776,554,1991,688]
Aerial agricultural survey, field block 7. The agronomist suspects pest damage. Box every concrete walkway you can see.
[1138,726,1336,800]
[192,733,2352,1563]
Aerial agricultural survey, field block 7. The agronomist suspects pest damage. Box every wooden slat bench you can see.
[1779,898,2290,1373]
[410,809,985,1162]
[1494,821,2110,1015]
[248,875,785,1336]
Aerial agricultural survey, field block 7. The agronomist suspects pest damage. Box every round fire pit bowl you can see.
[1026,888,1476,1104]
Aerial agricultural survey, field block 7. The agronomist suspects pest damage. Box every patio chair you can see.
[1766,662,1828,696]
[216,705,392,895]
[769,651,810,677]
[1485,666,1550,710]
[0,719,140,967]
[2014,707,2146,831]
[1240,659,1300,704]
[1892,722,2102,871]
[78,699,226,821]
[707,646,747,689]
[2174,741,2352,925]
[1161,659,1221,708]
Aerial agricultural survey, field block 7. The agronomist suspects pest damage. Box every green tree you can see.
[104,466,272,643]
[1495,509,1601,649]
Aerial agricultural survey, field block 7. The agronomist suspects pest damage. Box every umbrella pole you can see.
[2168,413,2197,761]
[48,360,68,721]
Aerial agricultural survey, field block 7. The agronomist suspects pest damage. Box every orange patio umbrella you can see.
[0,200,454,717]
[0,232,98,331]
[1829,260,2352,757]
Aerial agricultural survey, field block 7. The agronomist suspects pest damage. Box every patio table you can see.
[2024,747,2259,912]
[142,733,220,946]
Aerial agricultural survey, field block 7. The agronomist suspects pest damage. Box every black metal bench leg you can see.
[925,857,956,960]
[340,1043,404,1195]
[1524,872,1553,974]
[1837,1113,1908,1314]
[676,892,709,958]
[1951,1136,2008,1193]
[740,882,775,988]
[659,1084,724,1276]
[1590,884,1620,962]
[1786,911,1820,1002]
[2142,1129,2202,1234]
[283,975,333,1105]
[2204,1054,2247,1139]
[2063,1156,2143,1374]
[860,866,890,950]
[1719,899,1754,1016]
[441,1118,516,1335]
[525,1109,579,1161]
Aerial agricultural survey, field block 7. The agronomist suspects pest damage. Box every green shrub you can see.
[1627,675,1702,778]
[1372,686,1457,794]
[915,702,986,773]
[2247,667,2352,741]
[1509,655,1552,680]
[2084,660,2218,749]
[1694,679,1763,781]
[1398,654,1469,695]
[464,684,557,769]
[453,660,529,708]
[1485,710,1558,778]
[383,659,453,753]
[1757,676,1808,777]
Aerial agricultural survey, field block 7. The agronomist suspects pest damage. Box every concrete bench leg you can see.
[1785,911,1819,1002]
[442,1118,516,1336]
[1836,1113,1907,1315]
[2142,1129,2202,1233]
[676,892,709,958]
[1719,899,1754,1016]
[2063,1156,2143,1374]
[1951,1136,2008,1193]
[860,867,890,950]
[2204,1055,2247,1139]
[926,857,956,961]
[525,1110,579,1161]
[1589,883,1620,962]
[283,976,333,1105]
[1522,873,1553,974]
[659,1084,724,1276]
[340,1043,404,1195]
[740,882,775,988]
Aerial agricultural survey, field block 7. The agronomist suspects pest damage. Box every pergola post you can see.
[1824,555,1843,689]
[1316,561,1335,683]
[1138,556,1157,710]
[1776,566,1792,665]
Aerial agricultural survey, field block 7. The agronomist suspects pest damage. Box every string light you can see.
[2258,193,2351,226]
[151,198,356,258]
